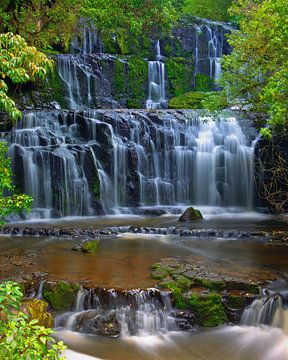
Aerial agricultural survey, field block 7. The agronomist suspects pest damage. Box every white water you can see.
[56,288,178,337]
[146,41,167,109]
[7,110,255,218]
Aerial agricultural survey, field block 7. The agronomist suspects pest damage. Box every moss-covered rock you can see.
[42,281,80,312]
[178,207,203,222]
[22,299,53,328]
[169,91,210,109]
[187,293,227,327]
[81,239,100,254]
[113,56,148,108]
[151,257,260,327]
[165,57,194,97]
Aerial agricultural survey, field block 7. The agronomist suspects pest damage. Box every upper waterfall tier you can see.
[7,110,255,219]
[56,19,231,110]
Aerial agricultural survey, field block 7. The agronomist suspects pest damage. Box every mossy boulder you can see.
[178,207,203,222]
[22,299,53,328]
[168,91,210,109]
[187,293,227,327]
[81,239,100,254]
[42,281,80,312]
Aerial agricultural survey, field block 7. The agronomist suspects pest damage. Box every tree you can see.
[182,0,232,22]
[0,32,53,120]
[211,0,288,136]
[0,281,66,359]
[0,0,83,51]
[84,0,179,54]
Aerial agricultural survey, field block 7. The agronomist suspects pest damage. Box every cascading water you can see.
[193,21,229,84]
[241,287,288,334]
[56,288,187,337]
[6,109,255,218]
[146,41,167,109]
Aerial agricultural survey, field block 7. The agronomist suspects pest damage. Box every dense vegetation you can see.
[205,0,288,136]
[0,142,32,224]
[0,0,232,54]
[0,32,53,120]
[0,281,66,359]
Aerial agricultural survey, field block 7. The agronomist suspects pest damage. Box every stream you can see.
[2,212,288,359]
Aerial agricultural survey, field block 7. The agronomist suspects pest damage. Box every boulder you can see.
[178,207,203,222]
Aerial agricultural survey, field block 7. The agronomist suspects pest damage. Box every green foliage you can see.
[169,91,210,109]
[0,32,53,120]
[0,281,66,359]
[216,0,288,133]
[114,60,126,97]
[165,57,194,96]
[114,57,147,108]
[0,0,83,51]
[194,73,213,92]
[182,0,232,21]
[188,293,227,327]
[166,282,186,309]
[85,0,179,55]
[0,142,33,224]
[201,91,228,112]
[127,57,148,108]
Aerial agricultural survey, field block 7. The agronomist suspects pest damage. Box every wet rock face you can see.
[73,310,120,337]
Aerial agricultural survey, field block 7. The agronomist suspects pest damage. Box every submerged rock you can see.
[178,207,203,222]
[81,239,100,254]
[74,310,120,337]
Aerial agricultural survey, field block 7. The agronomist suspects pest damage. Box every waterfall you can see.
[6,109,255,218]
[193,21,227,84]
[146,41,167,109]
[8,111,95,218]
[55,288,188,337]
[241,287,288,335]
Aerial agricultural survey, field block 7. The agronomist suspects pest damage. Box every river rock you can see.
[73,310,120,337]
[178,207,203,222]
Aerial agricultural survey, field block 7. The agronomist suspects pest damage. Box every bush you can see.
[0,281,66,359]
[168,91,210,109]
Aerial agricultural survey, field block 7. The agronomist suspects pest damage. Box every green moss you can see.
[113,56,147,107]
[225,295,246,309]
[44,71,68,108]
[42,281,80,312]
[194,73,214,92]
[166,282,186,309]
[114,60,126,97]
[81,239,100,254]
[165,57,194,97]
[92,174,101,200]
[126,56,148,108]
[188,293,227,327]
[23,299,53,328]
[169,91,210,109]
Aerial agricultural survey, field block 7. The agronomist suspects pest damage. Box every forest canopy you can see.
[205,0,288,136]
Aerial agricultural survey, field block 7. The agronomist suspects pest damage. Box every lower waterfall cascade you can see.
[6,109,255,219]
[55,288,187,337]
